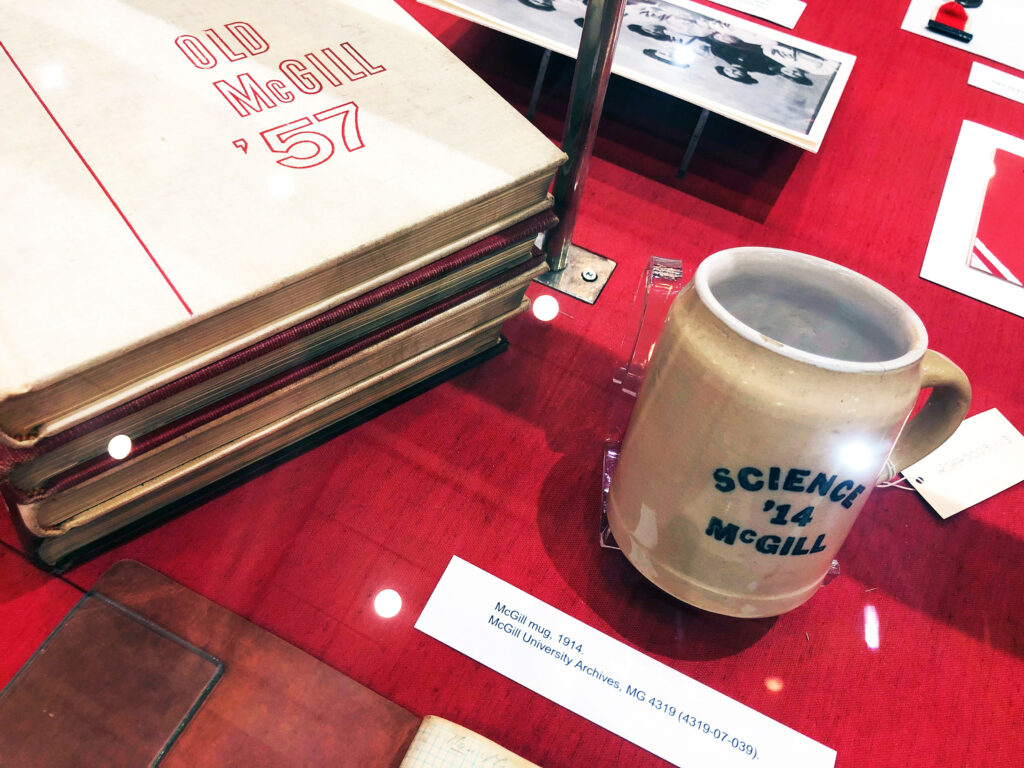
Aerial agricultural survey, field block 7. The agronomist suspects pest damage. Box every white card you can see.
[416,556,836,768]
[704,0,806,30]
[968,62,1024,105]
[902,409,1024,519]
[919,121,1024,318]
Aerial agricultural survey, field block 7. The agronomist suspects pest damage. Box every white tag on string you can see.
[902,409,1024,519]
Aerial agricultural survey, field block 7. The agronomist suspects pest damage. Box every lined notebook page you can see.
[400,716,539,768]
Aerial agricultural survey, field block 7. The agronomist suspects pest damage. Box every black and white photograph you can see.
[420,0,854,150]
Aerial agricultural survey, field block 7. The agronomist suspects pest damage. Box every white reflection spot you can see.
[634,502,658,549]
[373,588,402,618]
[839,441,874,472]
[267,173,295,199]
[107,434,132,460]
[672,48,694,67]
[38,64,64,89]
[863,604,880,650]
[764,677,784,693]
[532,294,559,322]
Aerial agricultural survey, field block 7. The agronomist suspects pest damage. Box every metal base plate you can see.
[533,244,616,304]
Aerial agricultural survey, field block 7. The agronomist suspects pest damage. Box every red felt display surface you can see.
[2,2,1023,766]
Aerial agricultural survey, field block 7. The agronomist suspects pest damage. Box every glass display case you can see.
[2,2,1022,767]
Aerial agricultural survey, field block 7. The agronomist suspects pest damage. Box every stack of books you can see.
[0,0,565,568]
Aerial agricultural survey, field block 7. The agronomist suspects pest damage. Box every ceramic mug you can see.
[607,247,971,618]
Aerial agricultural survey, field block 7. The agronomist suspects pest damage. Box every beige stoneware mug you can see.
[607,247,971,618]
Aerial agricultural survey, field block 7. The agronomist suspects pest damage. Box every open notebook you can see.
[401,717,539,768]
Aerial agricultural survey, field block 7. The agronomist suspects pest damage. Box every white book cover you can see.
[0,0,563,443]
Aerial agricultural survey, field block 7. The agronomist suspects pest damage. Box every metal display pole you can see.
[535,0,627,304]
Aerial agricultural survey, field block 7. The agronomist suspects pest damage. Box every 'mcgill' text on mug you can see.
[705,466,868,557]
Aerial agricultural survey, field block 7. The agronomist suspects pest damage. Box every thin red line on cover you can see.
[0,41,193,316]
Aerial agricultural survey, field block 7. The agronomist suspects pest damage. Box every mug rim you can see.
[695,247,929,373]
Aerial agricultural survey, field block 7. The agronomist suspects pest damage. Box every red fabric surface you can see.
[3,2,1023,767]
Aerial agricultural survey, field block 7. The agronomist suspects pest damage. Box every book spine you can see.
[32,334,512,570]
[13,254,547,502]
[5,211,557,460]
[0,340,33,448]
[1,482,50,564]
[0,442,39,480]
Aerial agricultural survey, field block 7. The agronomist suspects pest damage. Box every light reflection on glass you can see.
[671,47,695,67]
[764,677,784,693]
[863,604,880,650]
[838,441,874,472]
[373,588,402,618]
[107,434,132,460]
[531,294,559,322]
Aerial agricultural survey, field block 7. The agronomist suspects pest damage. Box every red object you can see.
[0,562,421,767]
[971,149,1024,284]
[934,1,969,29]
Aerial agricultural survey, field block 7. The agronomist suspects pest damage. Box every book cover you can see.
[1,561,538,766]
[0,593,223,767]
[0,0,564,444]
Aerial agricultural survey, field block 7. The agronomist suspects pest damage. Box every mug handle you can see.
[886,349,972,477]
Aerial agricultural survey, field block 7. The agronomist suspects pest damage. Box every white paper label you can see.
[903,409,1024,519]
[707,0,806,29]
[416,556,836,768]
[968,62,1024,105]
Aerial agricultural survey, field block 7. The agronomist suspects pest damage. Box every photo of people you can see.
[423,0,854,150]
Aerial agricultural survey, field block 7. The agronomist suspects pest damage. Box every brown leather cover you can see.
[0,561,420,767]
[0,590,220,767]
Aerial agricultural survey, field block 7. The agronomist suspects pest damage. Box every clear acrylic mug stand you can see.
[601,256,686,550]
